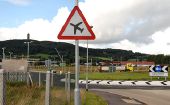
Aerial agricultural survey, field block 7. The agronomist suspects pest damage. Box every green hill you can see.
[0,39,148,63]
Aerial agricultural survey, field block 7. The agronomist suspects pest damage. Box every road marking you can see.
[79,80,170,86]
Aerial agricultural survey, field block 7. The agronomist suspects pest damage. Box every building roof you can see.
[99,61,155,66]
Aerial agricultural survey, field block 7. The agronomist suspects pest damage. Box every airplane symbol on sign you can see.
[70,22,84,35]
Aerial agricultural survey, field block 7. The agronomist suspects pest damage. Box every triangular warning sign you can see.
[58,6,95,40]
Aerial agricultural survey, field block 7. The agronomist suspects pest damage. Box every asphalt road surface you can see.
[92,89,170,105]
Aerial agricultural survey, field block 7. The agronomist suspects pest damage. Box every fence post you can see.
[45,71,51,105]
[51,71,53,87]
[65,73,68,92]
[0,69,6,105]
[39,72,41,87]
[67,72,71,105]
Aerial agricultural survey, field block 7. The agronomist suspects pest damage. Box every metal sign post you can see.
[149,65,168,81]
[57,0,95,104]
[75,40,80,105]
[74,1,80,105]
[86,40,88,91]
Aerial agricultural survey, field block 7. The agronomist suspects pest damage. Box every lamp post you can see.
[2,47,5,60]
[24,33,32,86]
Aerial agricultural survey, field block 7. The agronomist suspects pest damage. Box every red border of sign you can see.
[57,6,95,40]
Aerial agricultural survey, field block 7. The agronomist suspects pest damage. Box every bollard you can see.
[45,71,51,105]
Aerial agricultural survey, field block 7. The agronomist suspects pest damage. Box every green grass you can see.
[34,53,49,59]
[80,71,170,81]
[81,90,107,105]
[93,57,111,61]
[6,83,107,105]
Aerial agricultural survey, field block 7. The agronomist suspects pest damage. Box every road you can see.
[92,89,170,105]
[29,71,170,105]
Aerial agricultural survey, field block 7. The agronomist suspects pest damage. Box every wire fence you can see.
[0,69,74,105]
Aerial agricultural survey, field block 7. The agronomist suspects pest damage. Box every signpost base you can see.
[74,88,81,105]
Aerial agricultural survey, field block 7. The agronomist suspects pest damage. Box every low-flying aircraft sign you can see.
[58,6,95,40]
[70,22,84,35]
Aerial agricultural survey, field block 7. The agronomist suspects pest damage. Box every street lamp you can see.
[24,33,33,86]
[24,33,34,60]
[2,47,5,60]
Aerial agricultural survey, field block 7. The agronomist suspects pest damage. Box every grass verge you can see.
[80,71,170,81]
[81,90,108,105]
[6,82,107,105]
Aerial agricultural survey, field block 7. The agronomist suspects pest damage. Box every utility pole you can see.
[24,33,32,86]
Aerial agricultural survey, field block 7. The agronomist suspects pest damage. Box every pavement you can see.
[92,89,170,105]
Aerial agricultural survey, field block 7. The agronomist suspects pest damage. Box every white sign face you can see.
[62,11,91,36]
[149,72,168,77]
[149,65,168,77]
[58,6,95,40]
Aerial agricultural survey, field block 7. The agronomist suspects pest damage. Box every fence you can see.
[0,69,74,105]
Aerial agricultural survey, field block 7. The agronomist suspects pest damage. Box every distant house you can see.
[120,61,155,67]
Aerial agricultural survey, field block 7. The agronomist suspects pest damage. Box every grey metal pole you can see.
[68,72,71,105]
[9,52,13,60]
[51,71,53,87]
[0,69,6,105]
[27,42,30,86]
[91,58,92,72]
[74,1,81,105]
[86,40,88,91]
[2,48,5,60]
[62,56,64,73]
[65,73,68,92]
[75,40,81,105]
[111,57,113,72]
[45,71,51,105]
[136,57,138,71]
[39,72,41,87]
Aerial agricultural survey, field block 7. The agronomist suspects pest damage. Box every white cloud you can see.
[79,0,170,44]
[1,0,170,54]
[136,28,170,55]
[0,7,70,41]
[4,0,31,5]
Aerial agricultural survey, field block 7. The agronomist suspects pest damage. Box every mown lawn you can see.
[80,71,170,81]
[6,82,107,105]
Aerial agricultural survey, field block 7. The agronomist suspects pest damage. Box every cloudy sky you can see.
[1,0,170,55]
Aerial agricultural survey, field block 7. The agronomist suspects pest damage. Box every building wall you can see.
[2,59,28,72]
